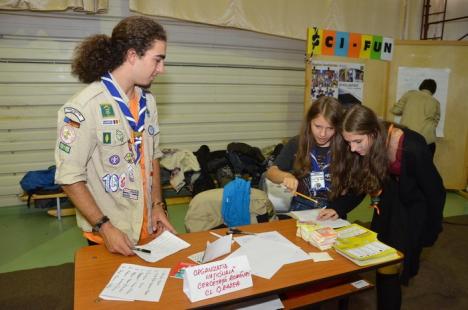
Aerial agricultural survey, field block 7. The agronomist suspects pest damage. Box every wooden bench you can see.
[281,275,374,309]
[19,192,74,220]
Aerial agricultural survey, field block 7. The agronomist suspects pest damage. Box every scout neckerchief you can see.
[369,124,395,216]
[101,72,147,164]
[309,147,331,196]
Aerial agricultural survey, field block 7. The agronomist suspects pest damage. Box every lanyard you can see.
[101,72,147,163]
[310,148,331,172]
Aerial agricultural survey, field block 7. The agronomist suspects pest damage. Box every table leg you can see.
[56,197,61,220]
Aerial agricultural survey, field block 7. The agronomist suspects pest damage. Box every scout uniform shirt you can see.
[54,81,163,243]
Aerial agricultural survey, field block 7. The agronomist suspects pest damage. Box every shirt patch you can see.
[60,125,76,144]
[102,132,112,144]
[102,174,119,192]
[148,125,155,135]
[127,165,135,182]
[123,188,139,200]
[116,130,125,143]
[100,104,115,118]
[102,119,119,125]
[64,117,80,128]
[109,155,120,166]
[119,173,126,190]
[64,107,85,122]
[124,152,134,164]
[59,142,71,153]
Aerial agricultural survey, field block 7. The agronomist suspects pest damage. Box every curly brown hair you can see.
[293,96,343,178]
[330,104,389,199]
[71,16,167,83]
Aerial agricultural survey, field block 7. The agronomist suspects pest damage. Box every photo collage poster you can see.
[311,61,365,106]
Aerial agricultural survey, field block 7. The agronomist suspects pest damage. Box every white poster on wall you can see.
[396,67,450,137]
[311,61,364,106]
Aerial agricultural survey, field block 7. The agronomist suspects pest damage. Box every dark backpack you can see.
[20,166,62,207]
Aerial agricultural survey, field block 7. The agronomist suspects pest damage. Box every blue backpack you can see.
[20,166,62,207]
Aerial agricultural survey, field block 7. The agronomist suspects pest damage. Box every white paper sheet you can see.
[202,233,232,263]
[309,252,334,262]
[99,263,170,302]
[134,231,190,263]
[227,235,311,279]
[289,209,350,228]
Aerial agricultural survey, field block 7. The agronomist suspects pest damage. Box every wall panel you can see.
[0,6,305,207]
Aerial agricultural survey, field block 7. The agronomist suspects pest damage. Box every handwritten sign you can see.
[183,255,252,302]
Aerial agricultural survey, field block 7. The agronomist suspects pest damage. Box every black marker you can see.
[133,247,151,254]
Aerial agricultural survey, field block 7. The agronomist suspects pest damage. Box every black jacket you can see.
[331,128,446,283]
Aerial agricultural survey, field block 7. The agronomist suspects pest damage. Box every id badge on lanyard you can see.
[310,171,326,193]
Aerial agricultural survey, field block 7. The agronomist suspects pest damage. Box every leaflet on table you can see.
[133,231,190,263]
[335,249,400,266]
[99,263,170,302]
[334,223,377,243]
[288,209,351,228]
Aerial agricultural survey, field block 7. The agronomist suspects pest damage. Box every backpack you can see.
[20,166,63,207]
[221,177,251,227]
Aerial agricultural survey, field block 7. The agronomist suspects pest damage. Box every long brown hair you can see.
[293,96,343,178]
[71,16,167,83]
[330,104,388,198]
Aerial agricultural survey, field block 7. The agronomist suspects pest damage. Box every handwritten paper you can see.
[289,209,350,228]
[134,231,190,263]
[99,263,170,302]
[188,250,205,264]
[202,234,232,263]
[183,255,252,302]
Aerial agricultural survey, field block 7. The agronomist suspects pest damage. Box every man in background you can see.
[391,79,440,157]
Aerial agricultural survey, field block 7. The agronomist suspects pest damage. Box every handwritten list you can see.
[99,263,170,302]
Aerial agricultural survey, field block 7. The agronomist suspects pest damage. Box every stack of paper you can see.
[226,231,311,279]
[333,224,399,266]
[308,227,337,250]
[99,263,170,302]
[296,222,337,250]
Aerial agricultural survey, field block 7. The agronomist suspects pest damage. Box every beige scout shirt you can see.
[55,81,163,243]
[391,89,440,144]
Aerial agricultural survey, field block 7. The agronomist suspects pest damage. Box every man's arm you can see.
[62,182,134,256]
[391,92,408,116]
[150,159,176,234]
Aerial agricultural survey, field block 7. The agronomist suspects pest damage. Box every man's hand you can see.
[99,222,135,256]
[317,208,339,220]
[151,202,177,236]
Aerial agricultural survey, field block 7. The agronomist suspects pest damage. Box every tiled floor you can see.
[0,192,466,273]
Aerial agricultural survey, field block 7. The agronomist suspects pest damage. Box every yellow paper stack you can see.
[333,224,400,266]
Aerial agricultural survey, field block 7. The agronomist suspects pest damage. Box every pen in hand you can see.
[133,247,151,254]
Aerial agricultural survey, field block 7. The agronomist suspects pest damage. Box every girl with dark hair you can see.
[266,96,343,216]
[325,104,445,310]
[55,16,175,256]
